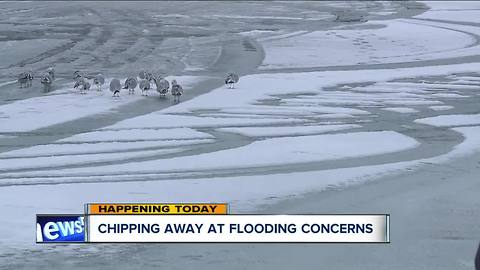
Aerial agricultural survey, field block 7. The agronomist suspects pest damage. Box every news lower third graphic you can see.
[36,203,390,243]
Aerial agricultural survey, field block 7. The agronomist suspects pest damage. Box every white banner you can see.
[87,214,389,243]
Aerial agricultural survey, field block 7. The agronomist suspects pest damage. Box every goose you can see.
[123,76,138,95]
[139,79,150,96]
[74,77,85,92]
[74,78,91,94]
[17,72,29,88]
[155,77,170,97]
[40,72,53,92]
[93,74,105,91]
[80,80,91,94]
[110,78,121,97]
[171,79,183,103]
[225,72,239,89]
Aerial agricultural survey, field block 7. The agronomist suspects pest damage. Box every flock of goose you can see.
[17,68,240,103]
[73,70,185,102]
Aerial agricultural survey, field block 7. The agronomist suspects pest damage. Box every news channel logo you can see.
[36,215,85,243]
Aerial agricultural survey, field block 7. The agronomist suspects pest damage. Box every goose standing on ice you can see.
[110,78,121,97]
[139,79,150,96]
[225,72,239,89]
[93,74,105,91]
[73,71,84,90]
[80,80,91,94]
[171,79,183,103]
[17,72,29,88]
[155,76,170,97]
[124,76,138,95]
[40,72,53,92]
[74,78,91,94]
[74,77,85,93]
[140,71,155,88]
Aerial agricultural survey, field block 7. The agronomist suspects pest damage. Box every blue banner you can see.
[36,215,85,243]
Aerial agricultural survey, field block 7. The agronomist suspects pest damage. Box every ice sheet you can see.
[0,139,213,158]
[59,128,213,143]
[416,114,480,127]
[0,76,202,133]
[217,124,360,137]
[2,131,419,179]
[259,19,476,69]
[382,107,419,113]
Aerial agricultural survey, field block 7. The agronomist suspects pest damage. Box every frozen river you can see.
[1,1,479,270]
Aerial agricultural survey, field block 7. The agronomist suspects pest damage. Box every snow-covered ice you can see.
[59,128,213,143]
[0,160,413,249]
[164,63,480,117]
[104,114,310,129]
[0,86,140,132]
[4,123,480,251]
[0,148,183,171]
[0,76,203,133]
[259,20,476,69]
[429,105,454,111]
[217,124,360,137]
[415,114,480,127]
[0,139,213,158]
[417,1,480,23]
[1,131,419,180]
[382,107,419,113]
